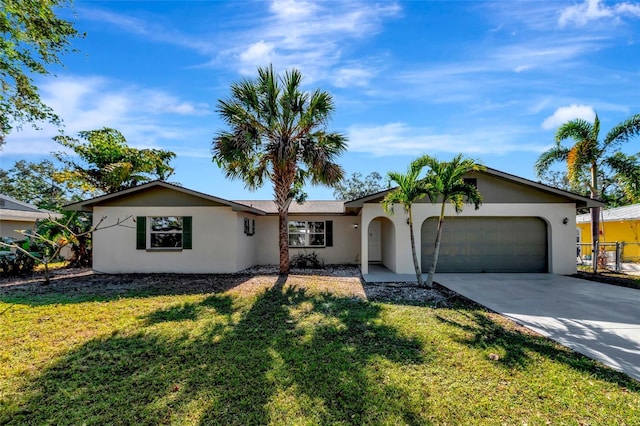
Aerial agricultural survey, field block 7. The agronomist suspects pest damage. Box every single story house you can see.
[64,168,601,276]
[577,203,640,262]
[0,194,61,240]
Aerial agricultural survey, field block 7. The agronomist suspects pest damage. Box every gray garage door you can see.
[421,217,548,273]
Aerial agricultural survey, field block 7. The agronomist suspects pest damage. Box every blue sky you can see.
[3,0,640,200]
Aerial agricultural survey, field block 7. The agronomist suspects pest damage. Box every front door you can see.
[368,220,382,262]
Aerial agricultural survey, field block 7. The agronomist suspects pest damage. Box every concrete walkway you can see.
[435,273,640,382]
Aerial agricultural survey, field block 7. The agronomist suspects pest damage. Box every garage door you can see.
[421,217,548,273]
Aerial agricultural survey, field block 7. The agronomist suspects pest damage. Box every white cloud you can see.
[559,0,640,27]
[541,104,596,130]
[83,1,400,87]
[333,67,374,88]
[4,76,211,155]
[346,123,547,157]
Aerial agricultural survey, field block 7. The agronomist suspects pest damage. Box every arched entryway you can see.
[421,216,548,273]
[367,217,396,271]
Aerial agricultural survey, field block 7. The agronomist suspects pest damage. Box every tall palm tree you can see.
[381,156,433,286]
[535,113,640,266]
[421,155,484,288]
[212,65,347,274]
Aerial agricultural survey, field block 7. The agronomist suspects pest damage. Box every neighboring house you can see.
[0,194,61,240]
[64,168,600,276]
[577,203,640,262]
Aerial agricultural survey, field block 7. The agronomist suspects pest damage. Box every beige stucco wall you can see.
[92,206,253,274]
[380,217,396,271]
[236,215,259,271]
[0,220,35,240]
[255,215,361,265]
[360,202,577,275]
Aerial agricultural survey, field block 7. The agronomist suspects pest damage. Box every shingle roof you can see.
[577,203,640,223]
[0,194,62,221]
[233,200,345,214]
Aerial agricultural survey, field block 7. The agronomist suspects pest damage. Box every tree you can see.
[54,127,176,194]
[0,213,128,284]
[0,159,69,209]
[535,113,640,268]
[0,0,81,147]
[333,171,385,200]
[381,157,432,286]
[212,65,347,274]
[421,154,483,288]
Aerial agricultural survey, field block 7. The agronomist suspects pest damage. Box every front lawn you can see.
[1,272,639,425]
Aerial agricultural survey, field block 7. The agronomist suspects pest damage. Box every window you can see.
[136,216,192,250]
[244,218,255,236]
[289,221,329,247]
[150,216,183,248]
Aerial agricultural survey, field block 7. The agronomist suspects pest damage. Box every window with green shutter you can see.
[137,216,192,250]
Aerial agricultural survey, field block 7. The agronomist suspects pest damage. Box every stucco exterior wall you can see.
[236,215,259,271]
[380,218,396,271]
[255,215,360,265]
[92,206,247,273]
[360,203,577,275]
[0,220,35,240]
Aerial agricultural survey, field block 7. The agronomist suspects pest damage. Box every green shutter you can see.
[136,216,146,250]
[326,220,333,247]
[183,216,192,249]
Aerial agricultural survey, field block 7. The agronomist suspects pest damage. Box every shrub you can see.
[291,252,324,269]
[0,251,36,278]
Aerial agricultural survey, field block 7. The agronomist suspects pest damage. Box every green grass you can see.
[1,275,639,425]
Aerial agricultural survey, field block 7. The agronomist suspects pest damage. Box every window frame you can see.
[244,217,256,236]
[147,216,184,250]
[288,220,326,248]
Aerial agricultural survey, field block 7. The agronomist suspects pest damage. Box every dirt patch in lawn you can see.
[572,270,640,290]
[0,265,456,306]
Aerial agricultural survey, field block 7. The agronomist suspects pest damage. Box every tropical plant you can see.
[535,113,640,264]
[0,159,71,210]
[0,0,81,147]
[381,157,433,286]
[333,172,386,200]
[212,65,347,274]
[54,127,176,194]
[420,154,484,288]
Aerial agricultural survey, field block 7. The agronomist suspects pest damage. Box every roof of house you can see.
[63,181,266,215]
[344,167,604,209]
[577,203,640,223]
[233,200,346,214]
[0,193,62,222]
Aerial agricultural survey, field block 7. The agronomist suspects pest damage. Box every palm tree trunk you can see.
[408,209,423,286]
[278,210,290,274]
[591,164,600,273]
[426,202,446,288]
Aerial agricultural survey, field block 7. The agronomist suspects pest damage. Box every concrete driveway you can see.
[435,273,640,382]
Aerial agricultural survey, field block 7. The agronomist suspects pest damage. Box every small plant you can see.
[291,251,325,269]
[0,251,36,277]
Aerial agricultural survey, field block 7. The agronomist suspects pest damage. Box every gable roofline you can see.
[0,193,60,215]
[344,167,604,209]
[63,180,267,215]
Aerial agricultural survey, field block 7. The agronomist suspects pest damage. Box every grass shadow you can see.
[0,273,256,307]
[436,306,640,390]
[4,275,428,425]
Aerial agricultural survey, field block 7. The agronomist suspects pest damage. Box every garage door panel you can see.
[421,217,548,273]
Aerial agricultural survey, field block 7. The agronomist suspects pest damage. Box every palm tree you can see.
[212,65,347,274]
[421,155,484,288]
[381,156,432,286]
[535,113,640,268]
